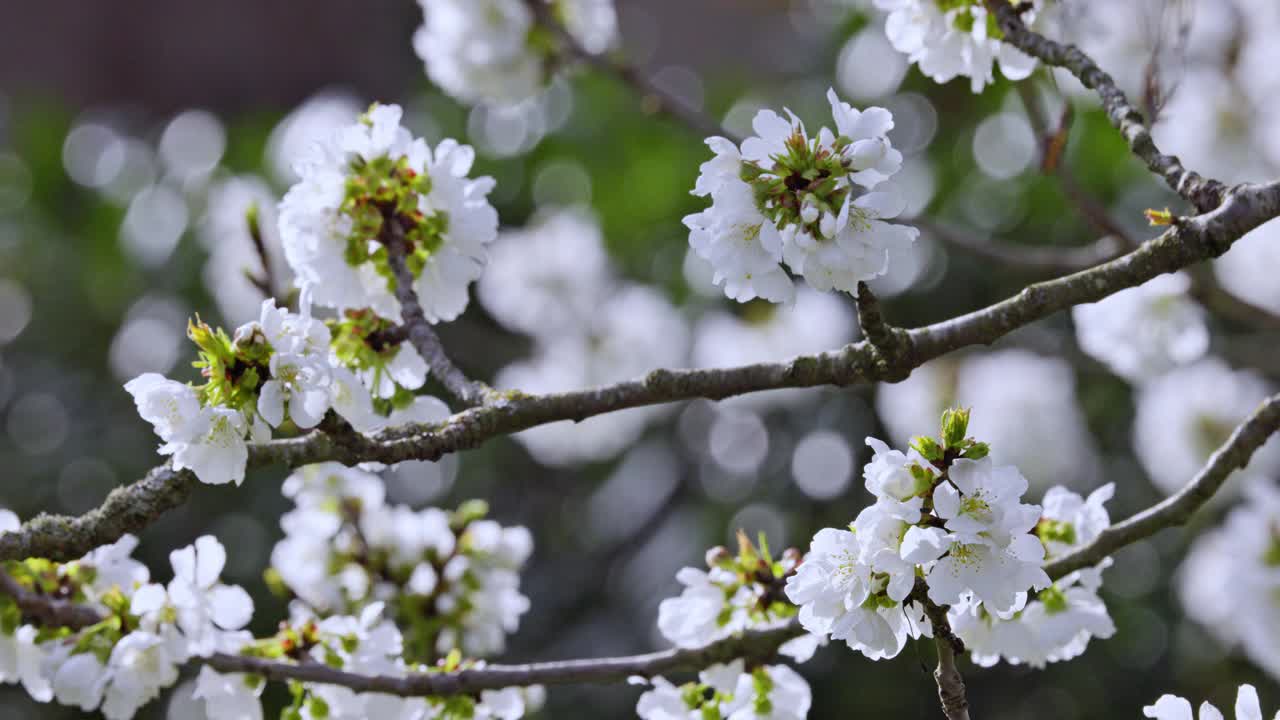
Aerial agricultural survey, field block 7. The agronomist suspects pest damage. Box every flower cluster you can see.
[125,298,397,485]
[413,0,618,105]
[949,483,1116,668]
[0,527,251,720]
[657,533,802,651]
[874,0,1039,93]
[635,659,811,720]
[685,90,917,303]
[1145,684,1275,720]
[1178,483,1280,680]
[280,103,498,325]
[269,463,533,663]
[1072,272,1209,382]
[786,409,1063,660]
[199,602,545,720]
[481,208,689,466]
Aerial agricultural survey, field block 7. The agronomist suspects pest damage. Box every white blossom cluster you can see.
[685,90,917,303]
[195,602,545,720]
[1178,483,1280,681]
[0,518,252,720]
[280,103,498,325]
[634,659,811,720]
[125,298,400,485]
[271,463,533,661]
[481,208,689,466]
[1145,684,1278,720]
[873,0,1040,93]
[413,0,618,106]
[785,410,1114,668]
[950,484,1116,668]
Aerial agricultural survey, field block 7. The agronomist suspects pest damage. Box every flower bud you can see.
[705,545,731,568]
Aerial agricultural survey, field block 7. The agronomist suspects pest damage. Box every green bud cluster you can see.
[910,407,991,466]
[189,316,273,413]
[705,531,801,629]
[740,127,857,240]
[328,309,418,414]
[338,107,448,292]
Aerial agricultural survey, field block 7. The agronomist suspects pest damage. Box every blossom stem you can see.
[380,214,492,408]
[0,568,104,631]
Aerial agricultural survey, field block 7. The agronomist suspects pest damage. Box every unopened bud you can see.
[1144,207,1175,226]
[705,545,731,568]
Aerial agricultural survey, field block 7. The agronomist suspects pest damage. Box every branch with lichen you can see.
[4,177,1280,565]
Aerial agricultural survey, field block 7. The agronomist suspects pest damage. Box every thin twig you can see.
[0,569,103,631]
[914,584,970,720]
[527,0,737,143]
[1046,393,1280,580]
[379,215,491,408]
[854,282,896,351]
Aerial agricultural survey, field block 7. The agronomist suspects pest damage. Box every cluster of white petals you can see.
[0,528,251,720]
[483,208,689,465]
[125,298,391,485]
[271,463,533,659]
[785,415,1113,668]
[1072,272,1209,382]
[280,103,498,324]
[874,0,1039,93]
[635,659,811,720]
[685,90,917,303]
[1145,684,1277,720]
[950,484,1116,668]
[1178,484,1280,681]
[414,0,618,105]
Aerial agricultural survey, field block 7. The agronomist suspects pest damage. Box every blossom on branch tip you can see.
[685,90,917,303]
[279,103,498,325]
[874,0,1040,93]
[636,660,812,720]
[414,0,618,106]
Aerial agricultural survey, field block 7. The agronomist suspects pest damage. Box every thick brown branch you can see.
[988,1,1226,212]
[381,217,490,408]
[1046,392,1280,580]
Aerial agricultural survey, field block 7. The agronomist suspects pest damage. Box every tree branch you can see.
[381,215,491,408]
[915,586,970,720]
[6,180,1279,564]
[0,566,805,700]
[988,1,1227,212]
[0,569,104,631]
[205,619,801,696]
[1045,392,1280,580]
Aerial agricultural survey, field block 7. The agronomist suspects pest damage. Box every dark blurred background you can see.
[0,0,1277,718]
